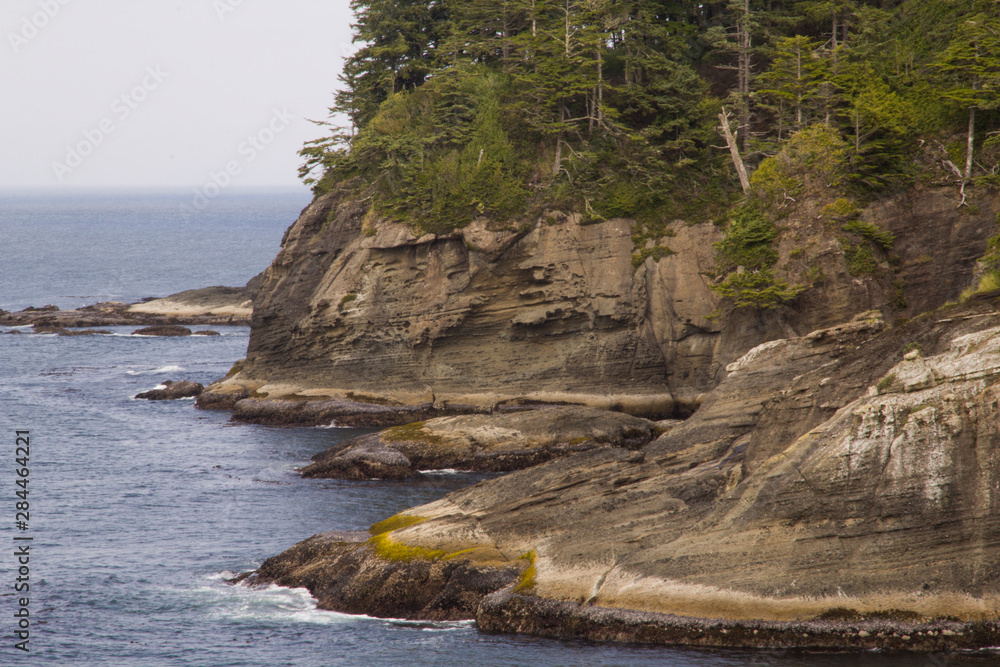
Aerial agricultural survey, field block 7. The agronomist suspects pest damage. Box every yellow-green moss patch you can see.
[382,421,446,446]
[369,513,427,536]
[513,550,537,593]
[224,359,246,379]
[367,532,447,562]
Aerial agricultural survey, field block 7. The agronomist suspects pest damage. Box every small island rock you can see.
[132,325,192,337]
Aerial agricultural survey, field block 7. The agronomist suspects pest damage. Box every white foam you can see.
[417,469,462,475]
[190,576,474,630]
[130,384,167,400]
[192,578,374,625]
[126,365,184,376]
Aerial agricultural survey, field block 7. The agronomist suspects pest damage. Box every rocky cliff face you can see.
[247,297,1000,649]
[220,178,1000,648]
[201,185,997,422]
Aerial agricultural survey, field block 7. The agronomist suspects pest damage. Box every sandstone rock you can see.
[301,406,657,479]
[132,325,192,337]
[194,386,249,411]
[135,380,204,400]
[229,397,444,428]
[302,440,417,480]
[127,285,254,321]
[238,530,523,621]
[192,330,221,336]
[1,283,257,330]
[248,298,1000,650]
[212,187,996,425]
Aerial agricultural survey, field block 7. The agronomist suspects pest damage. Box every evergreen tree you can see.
[933,12,1000,184]
[335,0,450,130]
[758,35,825,138]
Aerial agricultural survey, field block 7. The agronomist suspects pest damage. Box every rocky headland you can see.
[300,406,668,479]
[200,180,1000,650]
[246,297,1000,650]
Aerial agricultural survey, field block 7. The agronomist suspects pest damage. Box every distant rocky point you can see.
[1,283,259,331]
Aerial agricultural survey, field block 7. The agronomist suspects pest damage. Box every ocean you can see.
[0,190,992,665]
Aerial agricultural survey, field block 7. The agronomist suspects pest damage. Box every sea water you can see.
[0,191,993,665]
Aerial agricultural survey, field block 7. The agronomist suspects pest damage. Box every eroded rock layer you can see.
[247,299,1000,649]
[202,186,996,422]
[300,406,662,479]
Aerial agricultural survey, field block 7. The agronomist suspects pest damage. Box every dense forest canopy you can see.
[300,0,1000,248]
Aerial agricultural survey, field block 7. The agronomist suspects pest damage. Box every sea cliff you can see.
[199,184,997,425]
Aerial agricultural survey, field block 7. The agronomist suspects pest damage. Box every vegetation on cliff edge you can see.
[299,0,1000,305]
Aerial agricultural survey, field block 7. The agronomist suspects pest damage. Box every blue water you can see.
[0,189,307,312]
[0,192,995,665]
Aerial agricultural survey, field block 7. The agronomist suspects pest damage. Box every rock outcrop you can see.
[127,285,254,321]
[246,298,1000,650]
[0,284,258,330]
[300,406,660,480]
[132,325,193,337]
[201,185,997,423]
[135,380,205,401]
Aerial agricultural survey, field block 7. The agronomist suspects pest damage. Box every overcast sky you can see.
[0,0,355,190]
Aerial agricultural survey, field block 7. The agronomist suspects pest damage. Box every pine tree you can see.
[933,12,1000,184]
[759,35,825,138]
[707,0,757,151]
[335,0,450,130]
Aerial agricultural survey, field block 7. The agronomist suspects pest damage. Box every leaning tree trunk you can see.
[719,107,750,193]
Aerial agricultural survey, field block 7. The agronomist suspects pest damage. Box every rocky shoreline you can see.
[235,297,1000,652]
[44,181,997,653]
[0,285,255,332]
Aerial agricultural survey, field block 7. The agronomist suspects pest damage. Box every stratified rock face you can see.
[249,300,1000,649]
[240,195,682,416]
[215,186,995,421]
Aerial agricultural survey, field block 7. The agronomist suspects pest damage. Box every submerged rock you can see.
[135,380,204,400]
[132,325,192,337]
[301,406,657,479]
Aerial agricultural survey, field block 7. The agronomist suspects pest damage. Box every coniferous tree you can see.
[759,35,825,138]
[933,12,1000,184]
[335,0,450,130]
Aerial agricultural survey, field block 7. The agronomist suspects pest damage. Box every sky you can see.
[0,0,356,190]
